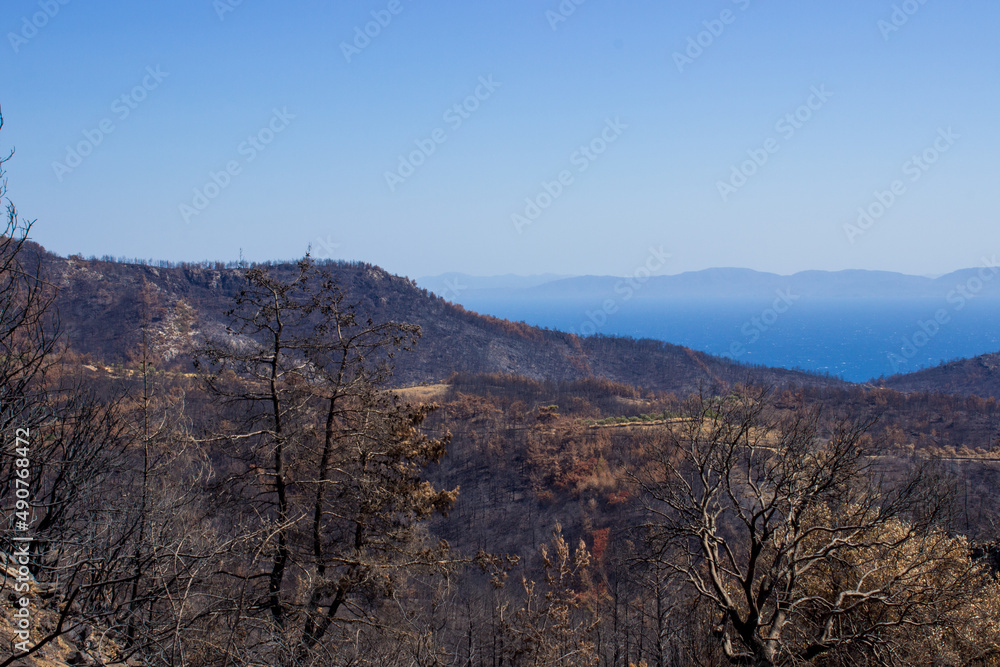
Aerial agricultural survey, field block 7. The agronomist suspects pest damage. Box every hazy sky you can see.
[2,1,998,279]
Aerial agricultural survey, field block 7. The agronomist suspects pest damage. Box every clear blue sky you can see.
[1,1,998,279]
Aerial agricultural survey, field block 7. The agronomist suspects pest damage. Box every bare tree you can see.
[0,105,58,440]
[195,257,458,665]
[0,107,87,665]
[637,386,1000,666]
[0,109,220,667]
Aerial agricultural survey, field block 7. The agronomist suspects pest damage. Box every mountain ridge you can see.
[421,266,1000,301]
[881,352,1000,398]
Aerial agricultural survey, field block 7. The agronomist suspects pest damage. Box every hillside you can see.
[9,242,1000,667]
[882,352,1000,398]
[35,246,843,396]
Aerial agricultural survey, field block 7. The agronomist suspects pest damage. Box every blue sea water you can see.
[460,297,1000,383]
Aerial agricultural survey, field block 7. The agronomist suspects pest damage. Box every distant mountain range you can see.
[418,267,1000,302]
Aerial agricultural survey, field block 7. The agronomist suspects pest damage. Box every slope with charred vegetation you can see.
[31,246,845,395]
[882,352,1000,399]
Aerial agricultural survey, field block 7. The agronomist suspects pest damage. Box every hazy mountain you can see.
[441,267,1000,302]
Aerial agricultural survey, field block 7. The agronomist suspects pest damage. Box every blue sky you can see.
[1,1,998,279]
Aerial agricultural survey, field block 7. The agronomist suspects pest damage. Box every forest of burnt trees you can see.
[4,115,1000,665]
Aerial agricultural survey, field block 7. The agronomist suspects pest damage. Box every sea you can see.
[458,296,1000,382]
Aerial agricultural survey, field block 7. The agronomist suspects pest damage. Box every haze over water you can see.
[454,297,1000,382]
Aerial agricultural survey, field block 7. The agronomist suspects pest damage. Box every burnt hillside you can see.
[882,352,1000,399]
[34,245,845,395]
